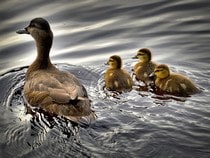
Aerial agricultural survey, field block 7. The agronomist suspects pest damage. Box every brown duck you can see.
[16,17,95,124]
[153,64,199,96]
[133,48,157,84]
[104,55,133,92]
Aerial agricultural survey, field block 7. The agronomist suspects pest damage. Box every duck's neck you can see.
[35,40,52,67]
[27,36,55,77]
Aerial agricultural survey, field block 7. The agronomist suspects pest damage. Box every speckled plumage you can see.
[154,64,199,96]
[105,55,133,92]
[134,61,156,82]
[17,18,95,124]
[133,48,157,84]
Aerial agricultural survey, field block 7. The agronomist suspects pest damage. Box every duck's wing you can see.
[24,71,89,106]
[54,71,89,101]
[165,74,196,96]
[174,75,198,95]
[104,69,132,91]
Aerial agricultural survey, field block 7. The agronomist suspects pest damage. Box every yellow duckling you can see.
[133,48,157,84]
[16,17,95,124]
[104,55,133,92]
[153,64,199,96]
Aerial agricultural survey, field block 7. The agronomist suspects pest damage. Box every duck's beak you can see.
[104,61,109,65]
[16,27,29,34]
[132,54,138,59]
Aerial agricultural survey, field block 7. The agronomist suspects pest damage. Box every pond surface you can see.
[0,0,210,157]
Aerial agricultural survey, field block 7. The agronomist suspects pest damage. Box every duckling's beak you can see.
[104,61,109,65]
[16,27,29,34]
[132,54,138,59]
[149,72,156,80]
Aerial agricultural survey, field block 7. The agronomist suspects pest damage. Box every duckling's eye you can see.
[155,69,162,73]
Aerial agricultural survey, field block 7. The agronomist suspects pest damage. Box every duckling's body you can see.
[105,55,133,92]
[17,18,95,124]
[133,48,157,84]
[154,64,199,96]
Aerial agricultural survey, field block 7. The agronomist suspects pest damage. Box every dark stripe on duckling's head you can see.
[155,64,169,71]
[155,64,170,78]
[109,55,122,69]
[138,48,152,61]
[29,17,51,32]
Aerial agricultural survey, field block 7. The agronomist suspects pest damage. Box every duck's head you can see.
[154,64,170,79]
[133,48,152,63]
[107,55,122,69]
[16,17,53,45]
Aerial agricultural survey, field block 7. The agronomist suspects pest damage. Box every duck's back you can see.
[24,69,94,122]
[105,69,133,92]
[134,61,156,82]
[156,73,198,96]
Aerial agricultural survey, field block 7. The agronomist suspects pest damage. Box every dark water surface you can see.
[1,0,210,157]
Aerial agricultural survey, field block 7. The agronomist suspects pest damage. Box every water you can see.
[1,0,210,157]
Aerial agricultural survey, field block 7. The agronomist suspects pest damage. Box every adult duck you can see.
[16,17,95,124]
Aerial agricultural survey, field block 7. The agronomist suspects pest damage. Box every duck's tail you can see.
[63,111,96,126]
[47,99,96,126]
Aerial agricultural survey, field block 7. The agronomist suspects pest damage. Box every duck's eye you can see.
[155,70,161,73]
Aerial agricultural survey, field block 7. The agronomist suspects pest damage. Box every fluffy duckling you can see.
[153,64,199,96]
[133,48,157,84]
[16,17,95,124]
[104,55,133,92]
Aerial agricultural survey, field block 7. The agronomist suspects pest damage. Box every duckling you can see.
[104,55,133,92]
[133,48,157,84]
[16,17,95,124]
[153,64,199,96]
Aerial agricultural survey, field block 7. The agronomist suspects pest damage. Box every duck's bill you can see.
[132,54,138,59]
[104,62,109,65]
[16,29,29,34]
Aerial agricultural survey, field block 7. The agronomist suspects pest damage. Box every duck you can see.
[16,17,95,124]
[153,64,199,96]
[132,48,157,84]
[104,55,133,92]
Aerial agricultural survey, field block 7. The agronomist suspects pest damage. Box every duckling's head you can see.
[16,17,53,45]
[107,55,122,69]
[154,64,170,79]
[134,48,152,63]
